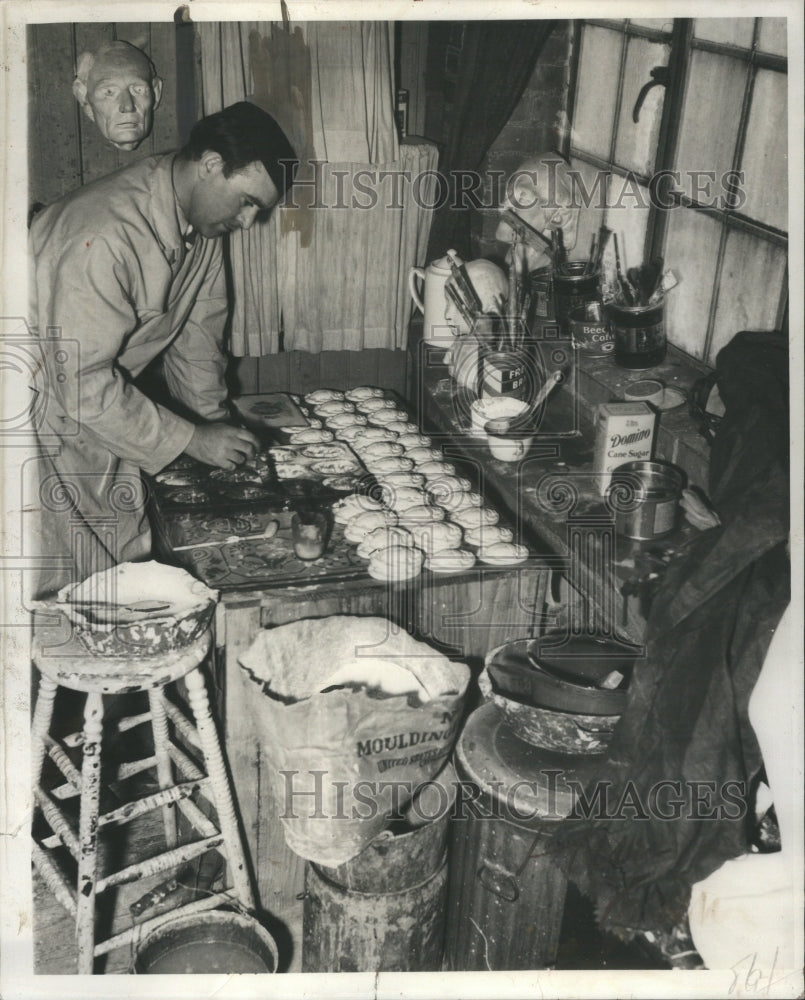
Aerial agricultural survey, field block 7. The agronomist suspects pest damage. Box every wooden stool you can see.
[31,622,255,974]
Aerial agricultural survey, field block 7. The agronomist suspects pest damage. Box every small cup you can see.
[291,510,332,561]
[484,418,534,463]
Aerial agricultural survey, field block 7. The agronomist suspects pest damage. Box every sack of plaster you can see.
[239,615,469,866]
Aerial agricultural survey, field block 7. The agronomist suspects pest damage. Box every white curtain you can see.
[198,20,435,354]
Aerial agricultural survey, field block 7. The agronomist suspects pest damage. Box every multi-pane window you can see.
[565,17,788,365]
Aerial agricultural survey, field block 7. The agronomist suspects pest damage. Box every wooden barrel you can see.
[443,702,600,971]
[302,858,448,972]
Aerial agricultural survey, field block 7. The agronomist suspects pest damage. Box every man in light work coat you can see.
[29,102,298,596]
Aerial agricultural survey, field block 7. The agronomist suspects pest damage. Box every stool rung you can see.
[44,736,82,792]
[51,782,80,801]
[65,710,154,748]
[94,890,239,958]
[99,779,210,829]
[163,699,201,750]
[34,787,79,858]
[97,834,224,894]
[175,795,218,838]
[115,755,157,782]
[117,710,152,733]
[32,841,77,916]
[168,740,204,782]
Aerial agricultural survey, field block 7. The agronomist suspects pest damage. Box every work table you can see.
[414,347,703,646]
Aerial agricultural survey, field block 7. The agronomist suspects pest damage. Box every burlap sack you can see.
[239,616,470,865]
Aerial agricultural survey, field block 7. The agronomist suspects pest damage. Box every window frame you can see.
[563,17,789,364]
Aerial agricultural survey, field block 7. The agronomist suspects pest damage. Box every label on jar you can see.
[570,319,615,355]
[482,356,526,398]
[652,497,678,536]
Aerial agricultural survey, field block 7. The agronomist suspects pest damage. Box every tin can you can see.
[552,262,601,334]
[567,304,614,356]
[606,459,684,539]
[606,299,666,370]
[481,350,528,400]
[526,266,554,322]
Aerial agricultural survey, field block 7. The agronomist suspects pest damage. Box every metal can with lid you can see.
[606,459,684,539]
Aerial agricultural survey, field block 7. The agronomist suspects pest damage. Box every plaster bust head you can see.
[495,154,581,273]
[72,41,163,151]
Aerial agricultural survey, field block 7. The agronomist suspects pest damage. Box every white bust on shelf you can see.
[72,41,163,151]
[495,153,581,273]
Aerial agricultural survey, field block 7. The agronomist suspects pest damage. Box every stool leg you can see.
[31,675,58,790]
[148,688,177,849]
[183,667,255,910]
[76,692,103,976]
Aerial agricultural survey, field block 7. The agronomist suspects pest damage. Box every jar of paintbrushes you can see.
[549,225,603,335]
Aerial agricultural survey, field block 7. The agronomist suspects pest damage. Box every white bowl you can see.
[470,396,529,436]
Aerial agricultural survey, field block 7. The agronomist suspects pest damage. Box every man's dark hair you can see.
[181,101,298,195]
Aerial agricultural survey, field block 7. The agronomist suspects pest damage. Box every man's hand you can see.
[184,422,260,469]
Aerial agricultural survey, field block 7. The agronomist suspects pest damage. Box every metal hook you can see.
[632,66,670,123]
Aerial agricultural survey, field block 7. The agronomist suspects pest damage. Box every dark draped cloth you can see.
[425,20,556,261]
[561,330,791,935]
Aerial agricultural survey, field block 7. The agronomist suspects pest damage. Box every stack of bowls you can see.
[479,635,639,754]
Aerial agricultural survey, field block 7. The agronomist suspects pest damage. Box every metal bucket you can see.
[302,858,448,972]
[132,910,278,974]
[607,459,684,539]
[302,768,456,971]
[315,765,457,893]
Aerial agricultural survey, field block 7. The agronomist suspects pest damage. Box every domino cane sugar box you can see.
[594,401,656,495]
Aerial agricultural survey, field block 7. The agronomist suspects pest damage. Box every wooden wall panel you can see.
[28,24,82,209]
[28,21,182,210]
[145,23,180,155]
[231,350,412,399]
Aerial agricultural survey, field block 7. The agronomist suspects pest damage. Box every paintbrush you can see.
[445,281,475,330]
[594,225,611,274]
[446,250,483,315]
[554,227,567,271]
[612,233,637,305]
[586,232,598,275]
[500,208,554,252]
[508,235,519,347]
[172,522,279,551]
[532,370,565,411]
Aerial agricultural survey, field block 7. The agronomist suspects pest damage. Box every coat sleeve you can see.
[34,234,195,475]
[161,239,230,421]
